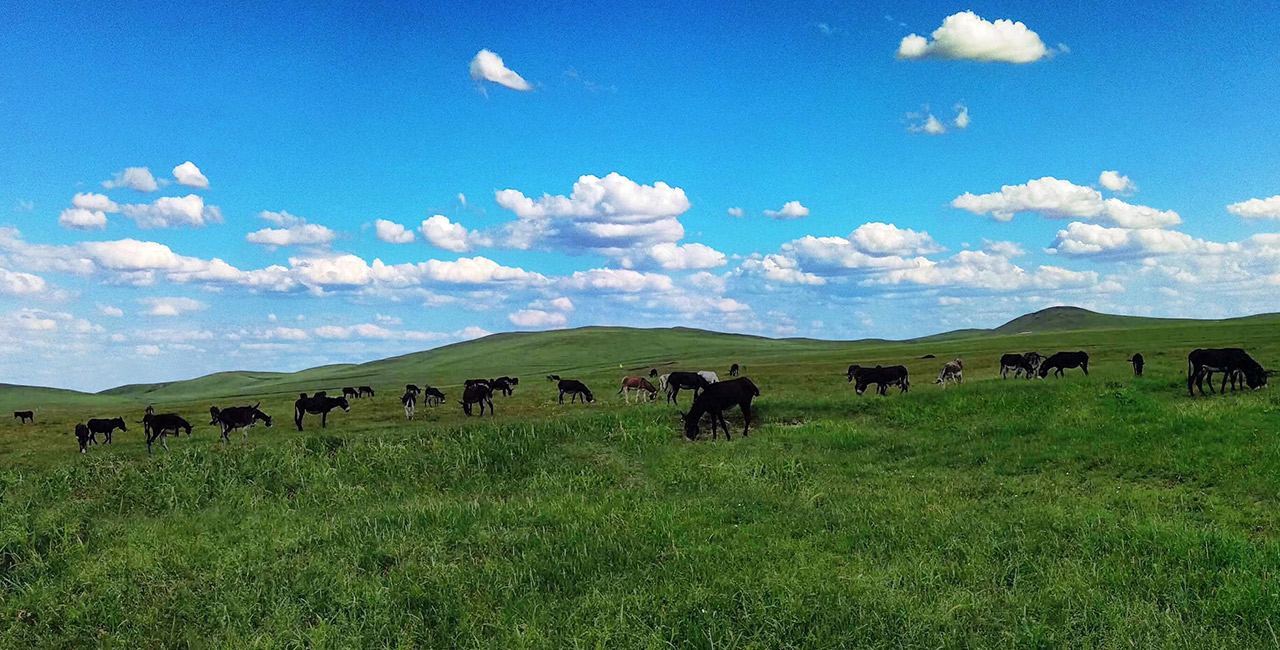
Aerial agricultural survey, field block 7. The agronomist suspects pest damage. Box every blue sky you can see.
[2,0,1279,391]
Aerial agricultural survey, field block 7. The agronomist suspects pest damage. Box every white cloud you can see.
[560,268,675,293]
[469,49,533,92]
[494,173,691,253]
[848,222,943,256]
[72,193,119,212]
[420,215,489,252]
[1227,195,1280,220]
[0,267,46,295]
[784,236,923,273]
[953,103,970,129]
[96,303,124,317]
[982,239,1026,258]
[1098,171,1136,195]
[530,296,575,312]
[102,167,159,192]
[246,211,336,248]
[313,324,396,340]
[645,242,727,270]
[262,326,309,341]
[952,176,1181,228]
[897,11,1050,63]
[764,200,810,220]
[874,250,1097,291]
[121,194,222,228]
[259,210,305,227]
[58,208,108,230]
[907,109,946,135]
[375,219,416,244]
[738,254,826,285]
[728,207,744,218]
[140,296,208,316]
[247,224,337,248]
[1047,222,1236,259]
[687,271,727,294]
[13,200,34,212]
[135,344,163,356]
[172,161,210,189]
[129,328,215,343]
[509,309,568,328]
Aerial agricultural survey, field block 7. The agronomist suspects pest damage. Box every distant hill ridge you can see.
[3,306,1277,403]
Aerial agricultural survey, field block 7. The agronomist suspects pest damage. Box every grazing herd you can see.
[21,347,1275,455]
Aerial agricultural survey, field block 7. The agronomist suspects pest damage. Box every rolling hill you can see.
[2,306,1277,407]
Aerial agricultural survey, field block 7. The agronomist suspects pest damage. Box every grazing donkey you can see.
[342,387,359,400]
[1128,353,1145,377]
[140,411,192,454]
[74,423,93,453]
[13,410,34,424]
[358,386,375,398]
[405,384,422,396]
[664,371,711,405]
[619,377,658,403]
[209,404,273,443]
[401,390,417,420]
[491,377,517,397]
[849,365,910,396]
[1039,351,1090,378]
[1187,348,1270,396]
[293,393,350,431]
[935,359,964,387]
[729,363,740,377]
[681,377,760,441]
[87,417,127,444]
[1000,352,1044,380]
[558,379,595,404]
[423,386,446,406]
[460,382,494,416]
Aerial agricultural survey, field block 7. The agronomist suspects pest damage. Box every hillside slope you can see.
[3,307,1278,406]
[992,306,1280,334]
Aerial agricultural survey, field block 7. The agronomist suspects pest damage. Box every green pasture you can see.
[2,308,1280,648]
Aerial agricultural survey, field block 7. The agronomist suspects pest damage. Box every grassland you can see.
[3,307,1280,648]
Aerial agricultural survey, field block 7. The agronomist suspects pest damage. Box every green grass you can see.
[3,310,1280,647]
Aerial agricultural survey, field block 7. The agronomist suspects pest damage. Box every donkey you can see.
[342,387,359,399]
[87,417,127,444]
[210,404,273,443]
[74,423,93,453]
[401,390,417,420]
[558,379,595,404]
[681,377,760,441]
[358,386,375,398]
[141,411,192,454]
[935,359,964,387]
[491,377,517,397]
[619,377,658,403]
[13,410,34,424]
[460,383,494,416]
[664,371,710,405]
[423,386,446,406]
[294,393,350,431]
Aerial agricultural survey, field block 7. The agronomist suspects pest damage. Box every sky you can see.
[2,0,1280,391]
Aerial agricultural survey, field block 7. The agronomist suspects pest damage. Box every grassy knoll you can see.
[3,310,1280,647]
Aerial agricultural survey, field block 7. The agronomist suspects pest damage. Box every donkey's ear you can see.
[253,402,260,409]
